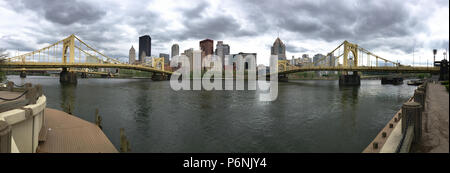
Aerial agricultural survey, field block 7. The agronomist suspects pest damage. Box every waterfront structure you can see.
[257,64,267,74]
[200,39,214,70]
[159,53,170,65]
[271,37,286,60]
[0,83,118,153]
[139,35,151,63]
[129,46,136,64]
[183,48,194,71]
[215,41,230,68]
[140,51,147,64]
[300,55,312,66]
[314,54,329,76]
[171,44,179,58]
[200,39,214,56]
[230,52,257,70]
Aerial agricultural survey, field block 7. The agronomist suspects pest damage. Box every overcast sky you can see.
[0,0,448,66]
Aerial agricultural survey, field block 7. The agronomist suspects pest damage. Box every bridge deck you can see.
[37,108,118,153]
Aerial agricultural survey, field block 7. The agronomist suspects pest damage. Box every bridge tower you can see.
[59,35,78,84]
[277,60,289,82]
[339,41,361,85]
[62,34,75,64]
[343,41,358,67]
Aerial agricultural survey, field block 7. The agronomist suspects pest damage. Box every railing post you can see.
[6,81,14,91]
[414,89,425,112]
[95,108,102,130]
[25,86,37,105]
[120,128,130,153]
[417,84,426,100]
[401,102,422,143]
[35,84,43,97]
[0,120,12,153]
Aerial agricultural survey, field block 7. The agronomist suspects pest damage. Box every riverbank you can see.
[411,83,449,153]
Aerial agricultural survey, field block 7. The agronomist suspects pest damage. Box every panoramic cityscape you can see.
[0,0,448,169]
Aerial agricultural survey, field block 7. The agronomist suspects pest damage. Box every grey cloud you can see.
[429,39,449,50]
[181,1,210,19]
[169,2,259,41]
[0,35,35,52]
[285,45,309,53]
[9,0,106,25]
[242,0,430,49]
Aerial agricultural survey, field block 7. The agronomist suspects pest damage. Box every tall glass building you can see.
[139,35,151,63]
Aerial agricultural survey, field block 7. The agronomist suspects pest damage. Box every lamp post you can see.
[433,49,437,66]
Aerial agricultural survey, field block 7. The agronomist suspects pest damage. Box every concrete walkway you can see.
[37,108,118,153]
[412,83,449,153]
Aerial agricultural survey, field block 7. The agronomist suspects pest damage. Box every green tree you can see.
[0,48,9,81]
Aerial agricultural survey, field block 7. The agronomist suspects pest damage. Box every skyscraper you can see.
[159,53,170,65]
[271,37,286,60]
[215,41,230,67]
[200,39,213,70]
[139,35,151,63]
[230,52,257,70]
[171,44,179,58]
[313,54,325,66]
[184,48,194,71]
[200,39,214,57]
[129,46,136,64]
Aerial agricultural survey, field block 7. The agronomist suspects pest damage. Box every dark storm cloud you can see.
[240,0,434,53]
[9,0,106,25]
[169,2,259,41]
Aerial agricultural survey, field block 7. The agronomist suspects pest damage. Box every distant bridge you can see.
[2,68,117,77]
[0,34,171,83]
[274,40,441,84]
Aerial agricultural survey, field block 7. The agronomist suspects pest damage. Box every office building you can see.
[139,35,151,63]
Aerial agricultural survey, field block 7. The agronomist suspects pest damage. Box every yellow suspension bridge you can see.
[277,40,440,74]
[0,34,172,82]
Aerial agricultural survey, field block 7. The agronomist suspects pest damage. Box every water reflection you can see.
[339,86,360,128]
[135,83,151,122]
[60,83,76,114]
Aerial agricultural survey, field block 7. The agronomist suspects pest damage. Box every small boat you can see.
[407,79,424,86]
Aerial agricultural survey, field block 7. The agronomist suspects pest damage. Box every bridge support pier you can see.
[81,72,88,78]
[19,71,26,78]
[60,68,77,84]
[278,74,288,82]
[381,77,403,85]
[151,73,168,81]
[339,71,360,86]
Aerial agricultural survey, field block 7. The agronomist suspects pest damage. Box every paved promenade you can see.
[37,108,118,153]
[412,83,449,153]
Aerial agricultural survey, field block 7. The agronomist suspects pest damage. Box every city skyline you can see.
[0,0,448,66]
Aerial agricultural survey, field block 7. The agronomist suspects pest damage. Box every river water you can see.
[7,75,418,152]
